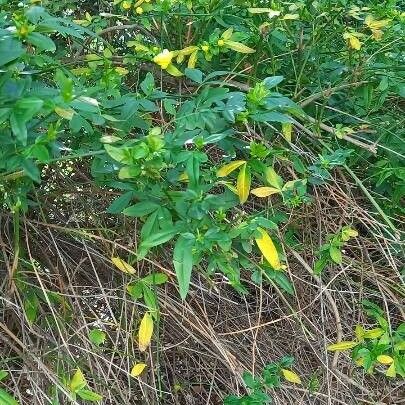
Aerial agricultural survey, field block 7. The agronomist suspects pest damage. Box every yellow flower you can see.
[122,0,132,9]
[135,6,143,14]
[217,39,225,46]
[153,49,174,69]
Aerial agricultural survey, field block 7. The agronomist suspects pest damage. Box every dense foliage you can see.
[0,0,403,403]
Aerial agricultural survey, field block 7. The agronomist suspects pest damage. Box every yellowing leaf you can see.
[365,15,390,30]
[251,187,281,197]
[343,33,362,50]
[165,63,183,77]
[55,106,74,120]
[187,50,198,69]
[363,328,384,339]
[264,167,283,189]
[371,29,383,40]
[138,312,153,352]
[386,362,396,378]
[355,324,365,342]
[221,27,233,40]
[283,14,299,20]
[281,369,301,384]
[236,164,250,204]
[376,355,393,365]
[327,341,358,351]
[247,8,275,14]
[70,369,87,393]
[255,227,281,270]
[178,172,189,182]
[130,363,147,377]
[217,160,246,177]
[111,257,136,275]
[355,357,364,366]
[224,40,255,54]
[282,122,292,142]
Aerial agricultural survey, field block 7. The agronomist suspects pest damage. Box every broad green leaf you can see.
[89,329,106,347]
[77,389,103,402]
[255,227,281,270]
[248,8,275,14]
[173,235,195,299]
[138,312,153,352]
[70,369,87,393]
[327,341,358,351]
[217,160,246,177]
[127,282,144,299]
[130,363,147,377]
[251,187,280,197]
[111,257,136,275]
[106,192,134,214]
[142,284,158,314]
[0,37,25,66]
[184,68,203,84]
[237,164,250,204]
[104,145,126,162]
[142,273,168,285]
[282,122,292,142]
[27,32,56,51]
[0,371,8,381]
[140,228,179,249]
[224,40,255,54]
[329,246,342,264]
[123,202,159,217]
[282,369,301,384]
[0,388,19,405]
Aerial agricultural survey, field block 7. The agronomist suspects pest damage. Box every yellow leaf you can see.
[55,106,74,120]
[237,164,250,204]
[365,15,390,30]
[349,36,362,50]
[377,355,393,365]
[386,362,396,378]
[130,363,147,377]
[355,324,365,342]
[281,369,301,384]
[187,50,198,69]
[371,29,383,40]
[282,122,292,142]
[224,40,255,54]
[221,27,233,40]
[138,312,153,352]
[153,49,174,69]
[251,187,280,197]
[355,357,364,366]
[217,160,246,177]
[111,257,136,275]
[165,63,183,77]
[363,328,384,339]
[327,341,358,351]
[283,14,299,20]
[255,227,281,270]
[178,172,189,182]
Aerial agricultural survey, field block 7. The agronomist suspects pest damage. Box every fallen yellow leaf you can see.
[130,363,147,377]
[111,257,136,275]
[138,312,154,352]
[281,369,301,384]
[327,341,358,351]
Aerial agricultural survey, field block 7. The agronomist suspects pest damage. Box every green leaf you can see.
[140,72,155,96]
[24,291,39,324]
[0,37,25,66]
[142,273,168,285]
[142,284,158,314]
[22,160,41,183]
[0,388,19,405]
[0,371,8,381]
[265,167,283,190]
[106,192,134,214]
[263,76,284,89]
[184,68,203,84]
[89,329,106,347]
[27,32,56,51]
[127,281,144,299]
[123,202,160,217]
[76,389,102,402]
[329,246,342,264]
[140,228,179,249]
[173,235,195,299]
[104,145,126,162]
[251,112,292,123]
